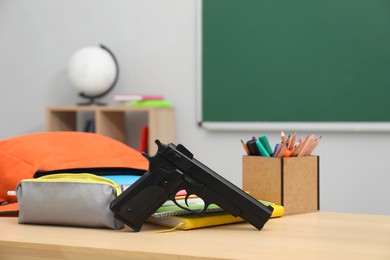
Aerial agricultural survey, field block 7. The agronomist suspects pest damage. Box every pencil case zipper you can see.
[21,173,122,196]
[34,167,146,178]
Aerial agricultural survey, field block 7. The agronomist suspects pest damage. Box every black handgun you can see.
[110,140,273,232]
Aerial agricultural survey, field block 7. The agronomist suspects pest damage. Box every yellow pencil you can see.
[240,139,250,155]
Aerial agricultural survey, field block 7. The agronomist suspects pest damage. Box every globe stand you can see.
[78,93,107,106]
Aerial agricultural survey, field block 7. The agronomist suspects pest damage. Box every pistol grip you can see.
[110,169,184,231]
[112,185,167,231]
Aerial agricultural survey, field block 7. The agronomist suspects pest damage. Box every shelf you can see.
[46,106,176,154]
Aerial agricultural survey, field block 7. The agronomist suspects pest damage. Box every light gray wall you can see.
[1,0,389,215]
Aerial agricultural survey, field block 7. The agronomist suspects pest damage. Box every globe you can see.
[68,44,119,105]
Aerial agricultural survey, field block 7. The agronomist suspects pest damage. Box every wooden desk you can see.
[0,212,389,259]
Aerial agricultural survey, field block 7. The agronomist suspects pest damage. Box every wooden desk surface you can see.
[1,212,389,260]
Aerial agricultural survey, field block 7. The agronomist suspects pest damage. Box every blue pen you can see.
[273,144,279,157]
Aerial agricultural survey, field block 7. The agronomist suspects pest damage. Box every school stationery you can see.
[113,94,164,102]
[16,174,124,229]
[246,140,261,155]
[258,135,274,156]
[147,201,284,231]
[253,136,270,157]
[241,132,321,158]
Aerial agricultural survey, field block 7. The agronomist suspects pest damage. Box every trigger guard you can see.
[198,201,210,215]
[171,197,198,213]
[171,192,209,215]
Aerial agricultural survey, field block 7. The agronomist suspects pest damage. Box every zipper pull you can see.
[7,191,16,196]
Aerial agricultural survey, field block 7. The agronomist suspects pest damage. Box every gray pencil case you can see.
[16,173,124,230]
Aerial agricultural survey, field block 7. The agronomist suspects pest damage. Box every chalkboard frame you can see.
[196,0,390,132]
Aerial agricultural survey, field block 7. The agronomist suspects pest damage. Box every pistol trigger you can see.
[184,193,191,207]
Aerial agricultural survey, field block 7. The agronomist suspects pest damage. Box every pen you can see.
[273,143,279,156]
[241,139,250,155]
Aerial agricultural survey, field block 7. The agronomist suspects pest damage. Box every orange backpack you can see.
[0,132,148,215]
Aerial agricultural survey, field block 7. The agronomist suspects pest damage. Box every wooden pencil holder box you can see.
[242,156,319,215]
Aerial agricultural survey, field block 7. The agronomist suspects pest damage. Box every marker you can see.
[252,136,270,157]
[246,140,261,156]
[258,135,274,156]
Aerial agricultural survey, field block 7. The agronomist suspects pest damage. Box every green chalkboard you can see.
[201,0,390,124]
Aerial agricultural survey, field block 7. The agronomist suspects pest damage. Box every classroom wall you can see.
[0,0,389,215]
